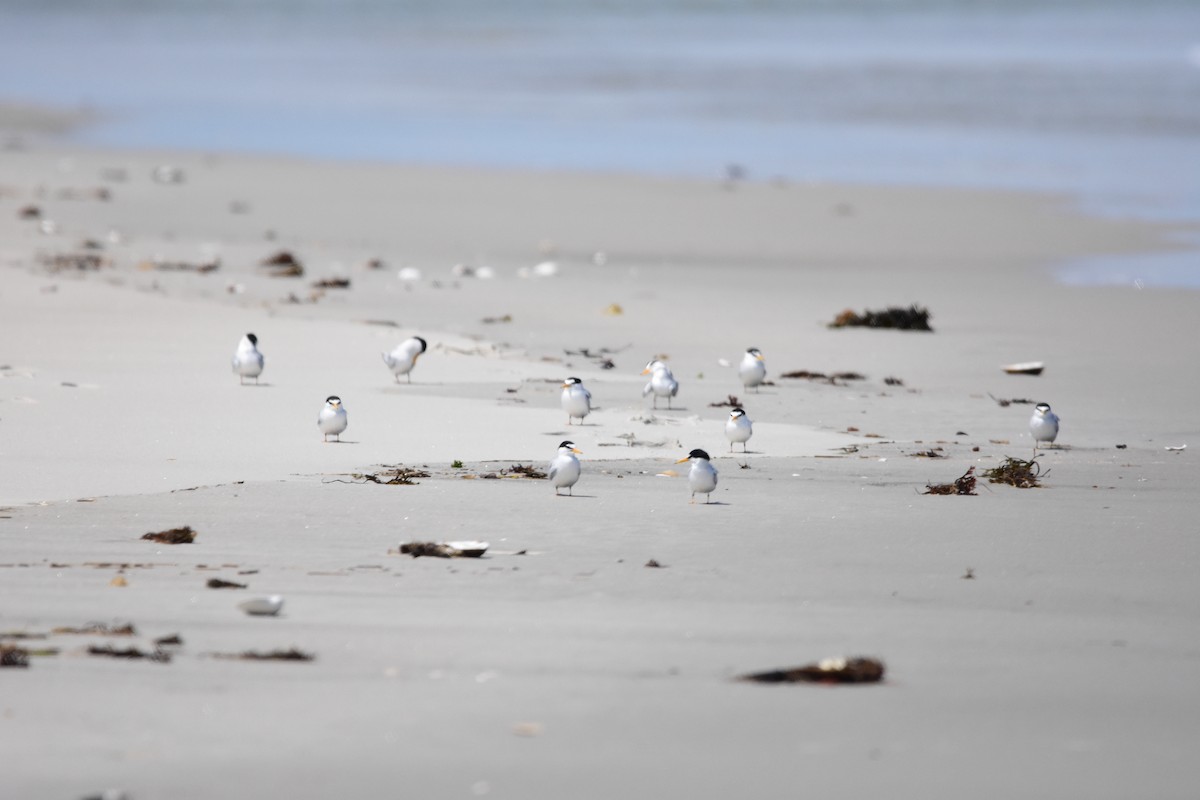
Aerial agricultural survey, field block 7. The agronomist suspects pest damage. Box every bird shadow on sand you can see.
[322,439,359,444]
[554,493,596,499]
[239,382,273,388]
[692,500,730,506]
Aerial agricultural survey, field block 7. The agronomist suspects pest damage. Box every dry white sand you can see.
[1,146,1198,799]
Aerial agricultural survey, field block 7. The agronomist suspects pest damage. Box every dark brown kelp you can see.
[924,466,977,495]
[984,457,1043,488]
[829,305,933,331]
[740,657,886,685]
[142,526,196,544]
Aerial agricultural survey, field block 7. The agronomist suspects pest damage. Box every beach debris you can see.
[883,376,905,386]
[452,460,464,469]
[141,526,196,544]
[109,575,128,587]
[212,648,314,662]
[603,303,624,315]
[1003,361,1045,375]
[311,277,351,289]
[481,314,512,324]
[1165,444,1187,452]
[238,596,285,616]
[397,266,422,282]
[645,559,665,568]
[38,252,109,272]
[779,370,866,384]
[829,305,932,332]
[53,622,137,636]
[911,448,945,458]
[259,250,304,277]
[138,257,220,273]
[152,165,185,184]
[983,457,1043,488]
[17,204,41,219]
[962,568,976,580]
[398,541,489,559]
[504,464,548,479]
[155,634,183,647]
[709,395,741,408]
[1115,444,1127,449]
[739,656,886,685]
[206,578,247,590]
[326,466,431,485]
[923,466,977,495]
[988,393,1035,407]
[87,643,172,663]
[1,644,30,668]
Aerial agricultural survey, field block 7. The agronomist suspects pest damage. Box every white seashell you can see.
[1003,361,1044,375]
[397,266,422,282]
[238,595,284,616]
[717,358,731,368]
[475,265,495,279]
[39,219,58,235]
[445,541,489,557]
[533,260,558,277]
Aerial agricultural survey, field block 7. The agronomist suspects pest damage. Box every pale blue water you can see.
[2,0,1198,285]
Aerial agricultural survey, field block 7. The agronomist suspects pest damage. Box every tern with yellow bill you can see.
[676,448,718,503]
[549,440,583,496]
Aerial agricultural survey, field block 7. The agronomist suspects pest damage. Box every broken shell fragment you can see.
[1002,361,1045,375]
[238,595,284,616]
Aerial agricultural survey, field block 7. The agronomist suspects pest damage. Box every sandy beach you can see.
[2,143,1199,799]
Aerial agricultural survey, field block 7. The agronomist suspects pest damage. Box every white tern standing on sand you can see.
[561,377,592,425]
[738,347,766,392]
[641,359,679,409]
[232,333,264,385]
[549,440,582,496]
[725,407,753,452]
[1029,402,1060,452]
[318,396,348,442]
[676,448,718,504]
[382,336,427,383]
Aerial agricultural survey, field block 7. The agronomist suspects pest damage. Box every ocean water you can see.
[2,0,1198,284]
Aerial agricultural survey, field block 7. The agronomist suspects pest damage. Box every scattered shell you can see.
[1003,361,1045,375]
[397,266,422,282]
[1165,444,1187,451]
[533,260,558,277]
[238,595,284,616]
[109,575,128,587]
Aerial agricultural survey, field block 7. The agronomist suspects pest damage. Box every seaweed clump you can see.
[829,305,932,332]
[924,466,977,495]
[142,526,196,544]
[984,457,1043,488]
[739,656,885,685]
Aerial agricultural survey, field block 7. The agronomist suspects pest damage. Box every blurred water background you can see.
[1,0,1197,284]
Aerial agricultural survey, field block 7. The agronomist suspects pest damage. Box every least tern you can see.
[739,348,767,392]
[561,377,592,425]
[382,336,427,383]
[641,359,679,409]
[548,440,582,496]
[676,448,718,504]
[1029,402,1060,452]
[231,333,264,385]
[725,407,753,452]
[318,395,348,442]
